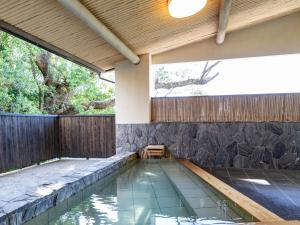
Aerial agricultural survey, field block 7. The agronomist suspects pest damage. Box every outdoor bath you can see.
[23,159,257,225]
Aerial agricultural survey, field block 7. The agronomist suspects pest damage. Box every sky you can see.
[151,53,300,97]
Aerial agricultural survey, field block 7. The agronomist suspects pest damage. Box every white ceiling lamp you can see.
[168,0,207,18]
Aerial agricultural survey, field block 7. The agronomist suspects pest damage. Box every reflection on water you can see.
[36,161,250,225]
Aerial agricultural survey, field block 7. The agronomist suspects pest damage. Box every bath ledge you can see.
[178,160,284,223]
[0,152,137,225]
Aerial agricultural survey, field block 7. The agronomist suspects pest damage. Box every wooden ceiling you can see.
[0,0,300,71]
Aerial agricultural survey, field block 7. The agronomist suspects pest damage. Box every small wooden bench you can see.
[144,145,165,158]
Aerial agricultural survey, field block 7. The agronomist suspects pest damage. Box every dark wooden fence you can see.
[151,93,300,122]
[59,115,116,158]
[0,113,116,173]
[0,113,59,173]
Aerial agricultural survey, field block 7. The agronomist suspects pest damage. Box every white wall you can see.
[115,54,151,124]
[153,11,300,64]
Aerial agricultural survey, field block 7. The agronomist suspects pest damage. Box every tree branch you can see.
[155,61,221,89]
[55,98,115,115]
[84,98,115,110]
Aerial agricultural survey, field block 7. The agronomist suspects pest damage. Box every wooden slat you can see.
[0,114,116,173]
[0,114,59,173]
[1,0,300,70]
[146,145,165,150]
[240,221,300,225]
[59,115,116,158]
[151,94,300,122]
[179,160,284,222]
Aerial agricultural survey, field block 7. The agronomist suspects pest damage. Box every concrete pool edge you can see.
[0,152,137,225]
[178,160,285,223]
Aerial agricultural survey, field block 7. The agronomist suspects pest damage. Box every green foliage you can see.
[0,31,115,114]
[155,66,171,83]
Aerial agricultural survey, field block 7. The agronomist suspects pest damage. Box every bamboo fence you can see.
[151,94,300,122]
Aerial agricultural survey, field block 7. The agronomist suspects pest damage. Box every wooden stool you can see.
[144,145,165,159]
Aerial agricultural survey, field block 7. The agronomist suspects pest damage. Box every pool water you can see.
[25,160,254,225]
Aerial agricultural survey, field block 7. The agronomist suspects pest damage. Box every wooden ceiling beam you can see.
[0,19,105,73]
[216,0,233,45]
[57,0,140,65]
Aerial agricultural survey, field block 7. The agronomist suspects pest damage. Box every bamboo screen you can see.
[151,94,300,122]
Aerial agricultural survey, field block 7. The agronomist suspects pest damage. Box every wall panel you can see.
[59,115,116,158]
[0,114,59,173]
[0,114,116,173]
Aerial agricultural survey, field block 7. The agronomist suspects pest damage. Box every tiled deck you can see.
[0,153,136,225]
[210,168,300,220]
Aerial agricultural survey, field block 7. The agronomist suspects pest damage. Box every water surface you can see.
[26,160,254,225]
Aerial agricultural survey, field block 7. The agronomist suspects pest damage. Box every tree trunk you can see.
[28,46,44,111]
[33,51,115,114]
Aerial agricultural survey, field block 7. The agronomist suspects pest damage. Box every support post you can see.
[216,0,233,45]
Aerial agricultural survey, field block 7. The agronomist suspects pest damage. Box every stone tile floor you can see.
[0,153,136,225]
[209,168,300,220]
[0,158,104,210]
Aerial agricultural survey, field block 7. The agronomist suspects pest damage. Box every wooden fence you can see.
[151,94,300,122]
[0,114,116,173]
[59,115,116,158]
[0,113,59,173]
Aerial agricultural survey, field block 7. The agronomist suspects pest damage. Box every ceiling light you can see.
[168,0,207,18]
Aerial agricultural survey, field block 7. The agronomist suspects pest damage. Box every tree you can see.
[154,61,221,96]
[0,31,115,115]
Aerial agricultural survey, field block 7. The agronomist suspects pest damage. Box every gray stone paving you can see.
[210,168,300,220]
[0,153,136,225]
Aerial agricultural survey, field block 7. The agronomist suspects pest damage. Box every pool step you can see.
[161,162,249,223]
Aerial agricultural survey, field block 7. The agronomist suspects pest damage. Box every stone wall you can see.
[117,122,300,169]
